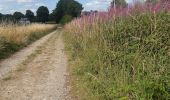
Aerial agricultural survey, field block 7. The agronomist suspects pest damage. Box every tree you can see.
[111,0,127,8]
[13,12,24,20]
[0,13,3,20]
[26,10,34,22]
[36,6,49,23]
[2,14,14,21]
[48,11,56,22]
[0,13,3,21]
[0,13,3,18]
[54,0,83,23]
[60,15,73,24]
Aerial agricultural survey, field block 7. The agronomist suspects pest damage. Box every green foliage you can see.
[26,10,34,22]
[36,6,49,23]
[111,0,127,8]
[48,11,56,22]
[54,0,83,23]
[0,14,14,22]
[60,15,73,24]
[64,12,170,99]
[13,12,24,20]
[0,13,2,18]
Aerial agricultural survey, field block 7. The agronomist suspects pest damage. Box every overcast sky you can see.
[0,0,134,14]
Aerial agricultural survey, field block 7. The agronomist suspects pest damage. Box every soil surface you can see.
[0,30,70,100]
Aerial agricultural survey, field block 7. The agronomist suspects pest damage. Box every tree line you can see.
[0,6,50,23]
[0,0,83,24]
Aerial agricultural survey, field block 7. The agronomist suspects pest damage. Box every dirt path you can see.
[0,31,55,79]
[0,30,70,100]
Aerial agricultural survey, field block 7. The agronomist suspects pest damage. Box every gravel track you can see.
[0,30,70,100]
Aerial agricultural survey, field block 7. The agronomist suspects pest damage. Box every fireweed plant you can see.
[64,1,170,100]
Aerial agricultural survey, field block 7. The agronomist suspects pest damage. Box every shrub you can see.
[60,15,73,24]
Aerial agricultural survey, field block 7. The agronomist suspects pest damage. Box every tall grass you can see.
[64,2,170,100]
[0,23,57,59]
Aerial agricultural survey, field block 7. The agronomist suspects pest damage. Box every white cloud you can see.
[35,3,46,7]
[0,8,3,11]
[0,4,3,11]
[24,4,32,7]
[30,8,36,12]
[83,0,143,11]
[9,9,15,14]
[5,0,34,3]
[16,0,33,3]
[84,0,112,11]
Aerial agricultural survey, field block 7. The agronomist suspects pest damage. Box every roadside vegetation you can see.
[64,1,170,99]
[0,23,57,59]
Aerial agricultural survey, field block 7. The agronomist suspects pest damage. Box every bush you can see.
[60,15,73,24]
[64,3,170,100]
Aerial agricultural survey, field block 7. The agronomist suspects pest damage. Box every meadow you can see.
[0,23,57,59]
[64,2,170,100]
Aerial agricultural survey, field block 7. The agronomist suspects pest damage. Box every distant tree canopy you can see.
[54,0,83,23]
[111,0,127,8]
[1,14,14,21]
[0,13,2,18]
[48,11,56,22]
[13,12,24,20]
[60,15,73,24]
[0,13,3,21]
[36,6,49,23]
[26,10,34,22]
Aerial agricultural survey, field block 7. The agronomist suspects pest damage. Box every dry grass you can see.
[0,23,56,43]
[0,23,57,59]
